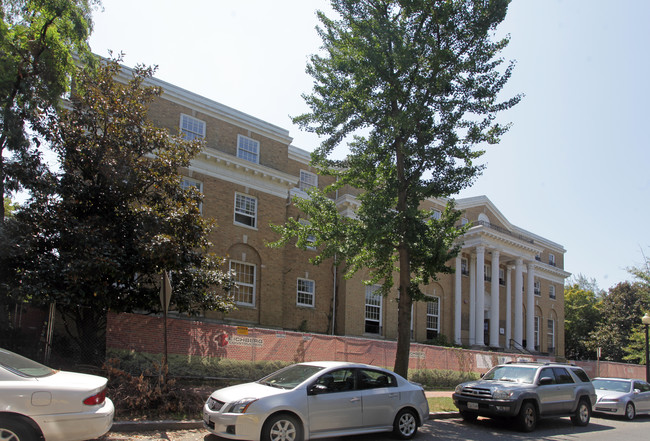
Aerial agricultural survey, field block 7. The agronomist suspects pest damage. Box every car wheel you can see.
[459,410,478,422]
[262,413,303,441]
[0,418,39,441]
[517,401,537,432]
[624,402,636,420]
[393,408,418,440]
[571,398,591,426]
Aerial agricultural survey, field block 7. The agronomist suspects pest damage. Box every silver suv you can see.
[452,361,596,432]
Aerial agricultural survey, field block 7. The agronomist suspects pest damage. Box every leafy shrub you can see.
[408,368,479,390]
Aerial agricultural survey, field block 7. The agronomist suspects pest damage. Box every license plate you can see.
[468,401,479,410]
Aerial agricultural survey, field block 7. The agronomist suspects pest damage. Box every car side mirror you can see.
[308,384,328,396]
[539,377,554,386]
[633,388,640,394]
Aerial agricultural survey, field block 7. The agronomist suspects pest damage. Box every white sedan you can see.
[0,347,114,441]
[593,377,650,420]
[203,361,429,441]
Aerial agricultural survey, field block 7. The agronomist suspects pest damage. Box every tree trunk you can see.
[394,245,413,378]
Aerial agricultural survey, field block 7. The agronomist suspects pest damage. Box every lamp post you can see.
[643,313,650,382]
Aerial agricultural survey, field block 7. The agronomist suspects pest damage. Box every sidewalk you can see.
[110,390,459,432]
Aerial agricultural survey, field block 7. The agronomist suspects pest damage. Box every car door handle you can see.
[350,397,361,402]
[388,393,399,398]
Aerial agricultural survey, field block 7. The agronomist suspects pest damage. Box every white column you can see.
[454,255,462,345]
[526,263,536,352]
[505,266,513,349]
[469,254,476,346]
[514,259,524,347]
[475,246,485,346]
[489,251,500,347]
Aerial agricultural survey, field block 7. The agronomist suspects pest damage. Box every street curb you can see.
[111,412,460,432]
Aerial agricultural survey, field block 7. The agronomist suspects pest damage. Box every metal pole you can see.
[645,325,650,383]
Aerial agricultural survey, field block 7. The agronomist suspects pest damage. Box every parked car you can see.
[0,347,114,441]
[592,377,650,420]
[203,361,429,441]
[453,361,596,432]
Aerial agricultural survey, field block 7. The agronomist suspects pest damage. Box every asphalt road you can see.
[95,414,650,441]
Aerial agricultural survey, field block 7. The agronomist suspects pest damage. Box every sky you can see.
[88,0,650,292]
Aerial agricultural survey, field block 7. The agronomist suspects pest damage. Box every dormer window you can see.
[237,135,260,163]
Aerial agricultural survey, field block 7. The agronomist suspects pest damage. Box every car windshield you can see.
[258,364,325,389]
[0,348,55,378]
[482,365,537,384]
[592,379,631,393]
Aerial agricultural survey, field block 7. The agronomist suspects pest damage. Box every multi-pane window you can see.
[484,264,491,282]
[237,135,260,163]
[534,280,541,296]
[547,319,555,354]
[299,170,317,191]
[534,316,540,351]
[499,268,505,286]
[461,257,469,276]
[549,253,556,266]
[297,278,315,307]
[549,285,556,299]
[299,219,316,249]
[181,177,203,213]
[230,261,256,306]
[234,193,257,228]
[426,297,440,340]
[365,286,382,334]
[180,114,205,140]
[431,209,442,220]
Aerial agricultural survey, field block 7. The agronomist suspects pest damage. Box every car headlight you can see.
[228,398,258,413]
[492,389,517,400]
[455,384,464,394]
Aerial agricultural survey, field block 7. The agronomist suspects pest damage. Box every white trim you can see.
[234,192,257,229]
[237,134,260,164]
[297,278,315,307]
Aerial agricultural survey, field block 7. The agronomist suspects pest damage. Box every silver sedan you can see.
[592,377,650,420]
[203,361,429,441]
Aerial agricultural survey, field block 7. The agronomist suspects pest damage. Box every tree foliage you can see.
[273,0,519,376]
[563,283,601,360]
[0,0,99,220]
[2,58,234,362]
[588,281,650,362]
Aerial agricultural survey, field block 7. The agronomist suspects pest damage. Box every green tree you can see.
[274,0,520,376]
[3,58,234,363]
[0,0,98,220]
[563,283,601,360]
[3,197,18,218]
[588,281,650,362]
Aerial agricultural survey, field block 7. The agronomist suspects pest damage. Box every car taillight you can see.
[83,388,107,405]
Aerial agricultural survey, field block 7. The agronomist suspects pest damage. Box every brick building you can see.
[143,71,570,358]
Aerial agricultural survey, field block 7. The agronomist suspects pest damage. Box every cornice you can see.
[288,145,312,165]
[190,149,298,198]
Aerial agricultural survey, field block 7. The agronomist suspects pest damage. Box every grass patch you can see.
[428,397,456,412]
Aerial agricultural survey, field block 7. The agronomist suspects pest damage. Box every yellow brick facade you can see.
[146,76,570,357]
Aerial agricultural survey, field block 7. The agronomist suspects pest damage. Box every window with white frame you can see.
[365,286,382,334]
[181,177,203,213]
[484,264,491,282]
[534,316,540,351]
[534,280,541,296]
[299,170,317,192]
[499,268,505,285]
[237,135,260,163]
[180,114,205,140]
[426,297,440,340]
[230,260,256,306]
[234,193,257,228]
[547,319,555,354]
[299,219,316,250]
[431,209,442,220]
[461,257,469,276]
[461,217,469,225]
[549,284,556,299]
[297,278,315,307]
[549,253,556,266]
